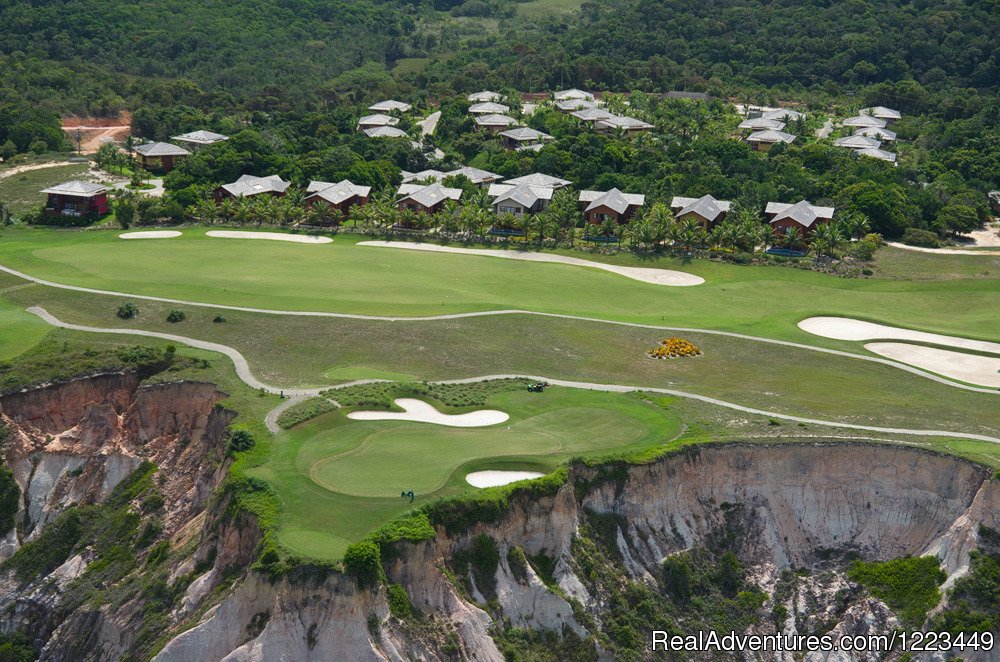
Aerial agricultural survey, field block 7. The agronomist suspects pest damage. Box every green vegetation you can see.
[0,163,90,217]
[0,632,35,662]
[386,583,414,618]
[0,300,49,361]
[847,556,945,628]
[0,465,20,535]
[932,527,1000,635]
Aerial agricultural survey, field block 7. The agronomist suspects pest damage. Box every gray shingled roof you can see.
[834,135,881,150]
[761,109,804,122]
[555,99,598,112]
[499,127,553,142]
[134,141,190,157]
[444,166,502,185]
[766,200,835,228]
[489,183,554,208]
[357,114,399,127]
[368,100,412,112]
[401,169,446,183]
[515,143,546,153]
[468,91,501,102]
[306,180,371,204]
[554,89,595,101]
[571,108,613,122]
[221,174,291,197]
[578,188,645,214]
[855,127,896,141]
[474,113,518,127]
[363,126,407,138]
[861,106,901,121]
[41,181,108,196]
[842,115,886,128]
[469,102,510,115]
[396,182,463,207]
[504,173,572,189]
[746,130,796,144]
[857,148,897,163]
[171,130,228,145]
[671,195,731,222]
[739,118,786,131]
[595,115,654,131]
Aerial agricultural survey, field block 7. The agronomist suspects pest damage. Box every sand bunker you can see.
[864,342,1000,388]
[347,398,509,427]
[798,317,1000,355]
[359,241,704,286]
[206,230,333,244]
[119,230,182,239]
[466,470,545,488]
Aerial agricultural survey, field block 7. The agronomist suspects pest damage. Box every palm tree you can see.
[218,197,236,224]
[781,227,803,250]
[192,199,218,226]
[810,223,840,258]
[232,198,252,226]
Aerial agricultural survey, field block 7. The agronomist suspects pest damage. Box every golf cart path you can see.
[358,241,706,286]
[0,161,78,180]
[887,242,1000,256]
[4,263,996,396]
[26,307,1000,443]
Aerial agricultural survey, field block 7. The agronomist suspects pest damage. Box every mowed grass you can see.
[5,279,999,437]
[253,388,680,558]
[0,163,91,216]
[0,228,997,343]
[0,298,51,360]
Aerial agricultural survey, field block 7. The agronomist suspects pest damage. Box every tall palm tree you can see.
[781,227,803,250]
[810,223,840,258]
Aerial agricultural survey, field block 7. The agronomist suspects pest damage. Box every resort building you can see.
[670,194,732,230]
[765,200,835,235]
[578,188,645,225]
[746,129,796,151]
[214,174,290,202]
[396,182,463,214]
[304,180,371,214]
[171,130,228,148]
[133,141,190,173]
[498,127,554,150]
[41,181,109,218]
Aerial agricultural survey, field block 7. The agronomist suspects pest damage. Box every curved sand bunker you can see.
[206,230,333,244]
[466,470,545,488]
[119,230,182,239]
[799,316,1000,355]
[347,398,509,427]
[864,342,1000,388]
[359,241,704,286]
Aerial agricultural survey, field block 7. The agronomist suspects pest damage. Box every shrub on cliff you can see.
[227,429,256,455]
[343,540,384,589]
[848,555,944,627]
[386,583,413,618]
[0,466,20,535]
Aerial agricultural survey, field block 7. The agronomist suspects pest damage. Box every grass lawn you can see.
[0,299,50,360]
[0,228,997,344]
[4,275,998,437]
[516,0,586,18]
[0,163,92,217]
[254,387,682,558]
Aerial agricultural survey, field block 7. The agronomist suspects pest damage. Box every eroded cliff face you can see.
[0,373,237,660]
[156,443,1000,662]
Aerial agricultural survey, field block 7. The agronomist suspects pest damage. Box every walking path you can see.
[419,111,441,137]
[3,263,996,395]
[25,307,1000,443]
[887,242,1000,256]
[0,161,77,180]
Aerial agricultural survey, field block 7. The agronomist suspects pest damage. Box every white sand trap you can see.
[359,241,704,286]
[799,317,1000,356]
[347,398,509,427]
[206,230,332,244]
[466,470,545,488]
[119,230,182,239]
[864,342,1000,388]
[887,242,1000,256]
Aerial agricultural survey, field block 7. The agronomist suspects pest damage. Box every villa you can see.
[578,188,645,225]
[857,148,898,164]
[304,180,371,215]
[571,108,613,123]
[842,115,886,129]
[739,118,786,131]
[594,115,654,135]
[41,181,109,217]
[171,130,228,148]
[444,166,503,186]
[468,91,502,102]
[357,114,399,130]
[861,106,901,122]
[489,182,554,217]
[368,100,412,113]
[760,109,804,122]
[401,169,446,184]
[133,141,190,173]
[855,127,896,141]
[746,130,796,151]
[468,102,510,115]
[671,194,732,230]
[214,174,290,202]
[474,114,519,133]
[765,200,835,235]
[498,127,553,150]
[554,89,595,102]
[834,135,881,150]
[503,173,572,189]
[555,99,599,112]
[396,182,463,214]
[363,126,408,138]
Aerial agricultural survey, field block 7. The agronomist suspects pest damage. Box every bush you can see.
[847,556,944,627]
[227,429,256,454]
[901,227,940,248]
[29,140,48,155]
[213,315,226,323]
[116,302,139,319]
[0,467,20,535]
[343,540,384,589]
[165,310,185,323]
[507,546,529,584]
[386,583,413,618]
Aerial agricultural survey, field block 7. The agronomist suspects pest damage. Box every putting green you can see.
[0,299,50,360]
[1,227,998,342]
[254,387,681,559]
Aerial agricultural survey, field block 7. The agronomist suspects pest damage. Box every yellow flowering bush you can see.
[647,337,701,359]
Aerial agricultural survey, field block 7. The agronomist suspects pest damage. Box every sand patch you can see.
[466,470,545,488]
[119,230,182,239]
[864,342,1000,388]
[206,230,333,244]
[347,398,509,427]
[887,242,1000,256]
[359,241,704,286]
[798,317,1000,355]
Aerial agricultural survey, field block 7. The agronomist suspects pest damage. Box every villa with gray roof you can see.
[834,135,881,150]
[671,194,732,230]
[444,166,503,186]
[571,108,613,123]
[468,102,510,115]
[488,182,555,218]
[396,182,463,214]
[739,117,786,131]
[555,98,599,112]
[594,115,654,135]
[503,173,572,189]
[578,188,645,225]
[368,100,412,113]
[554,89,595,102]
[357,114,399,130]
[133,141,190,172]
[746,129,796,151]
[761,109,804,122]
[41,181,109,217]
[474,114,519,133]
[855,127,896,141]
[214,174,290,202]
[857,148,898,164]
[468,91,502,102]
[861,106,901,122]
[304,180,371,217]
[765,200,835,235]
[171,130,229,147]
[842,115,886,129]
[401,169,446,184]
[363,126,408,139]
[499,126,553,150]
